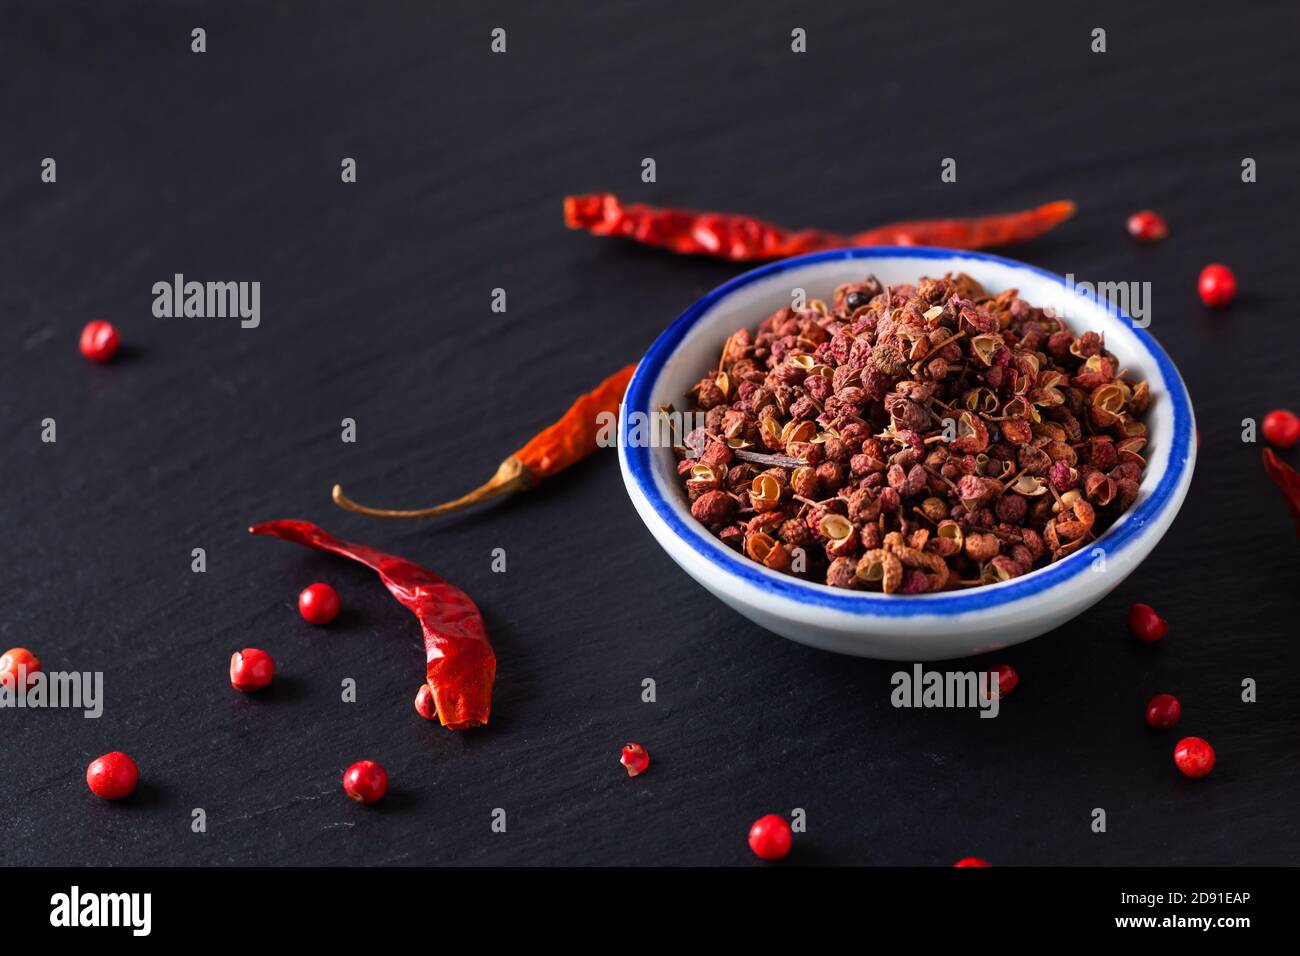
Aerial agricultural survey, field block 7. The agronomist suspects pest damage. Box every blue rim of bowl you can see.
[621,246,1195,617]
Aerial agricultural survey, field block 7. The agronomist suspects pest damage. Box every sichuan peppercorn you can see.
[673,273,1150,592]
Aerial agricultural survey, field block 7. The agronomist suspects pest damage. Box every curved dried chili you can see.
[249,519,495,730]
[564,193,1075,260]
[1263,448,1300,536]
[332,362,635,519]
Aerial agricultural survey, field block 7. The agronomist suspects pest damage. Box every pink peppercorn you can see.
[0,647,41,689]
[1197,264,1236,308]
[1127,603,1168,642]
[86,752,138,800]
[1145,693,1181,729]
[229,648,275,691]
[748,814,792,861]
[298,583,341,625]
[987,663,1017,698]
[79,320,120,363]
[1173,737,1215,778]
[1262,410,1300,449]
[414,684,437,720]
[343,760,388,803]
[620,742,650,777]
[1126,210,1168,243]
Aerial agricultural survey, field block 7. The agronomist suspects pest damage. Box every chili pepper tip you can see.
[331,457,531,520]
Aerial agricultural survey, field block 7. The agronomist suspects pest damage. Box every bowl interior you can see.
[622,247,1195,610]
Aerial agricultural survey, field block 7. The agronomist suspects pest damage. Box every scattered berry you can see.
[747,814,792,861]
[229,648,275,691]
[0,647,41,689]
[343,760,388,803]
[79,320,120,363]
[298,583,341,625]
[1127,603,1168,643]
[86,752,138,800]
[987,663,1017,698]
[1126,210,1168,243]
[1197,264,1236,308]
[954,857,991,867]
[414,683,437,720]
[1145,693,1181,729]
[1262,410,1300,449]
[1174,737,1215,778]
[620,742,650,777]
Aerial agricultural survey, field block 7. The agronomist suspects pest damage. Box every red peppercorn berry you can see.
[79,320,121,363]
[1262,410,1300,449]
[1197,264,1236,308]
[954,857,991,867]
[86,752,139,800]
[229,648,275,692]
[1126,210,1168,243]
[1173,736,1215,778]
[1145,693,1181,730]
[987,663,1017,698]
[0,647,41,689]
[748,814,792,861]
[298,583,341,625]
[414,683,437,720]
[620,742,650,777]
[1127,603,1168,643]
[343,760,388,803]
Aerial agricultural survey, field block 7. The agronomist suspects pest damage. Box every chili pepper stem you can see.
[332,456,533,520]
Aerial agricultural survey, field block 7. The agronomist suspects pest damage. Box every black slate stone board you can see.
[1,0,1298,866]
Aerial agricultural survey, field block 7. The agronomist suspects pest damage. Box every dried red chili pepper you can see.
[332,363,636,519]
[249,519,495,730]
[1262,448,1300,536]
[564,193,1075,261]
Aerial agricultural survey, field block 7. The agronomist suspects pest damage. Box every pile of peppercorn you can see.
[675,273,1150,592]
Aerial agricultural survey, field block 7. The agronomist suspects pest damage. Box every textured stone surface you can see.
[1,0,1297,865]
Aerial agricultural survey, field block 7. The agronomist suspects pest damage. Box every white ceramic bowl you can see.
[619,247,1196,660]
